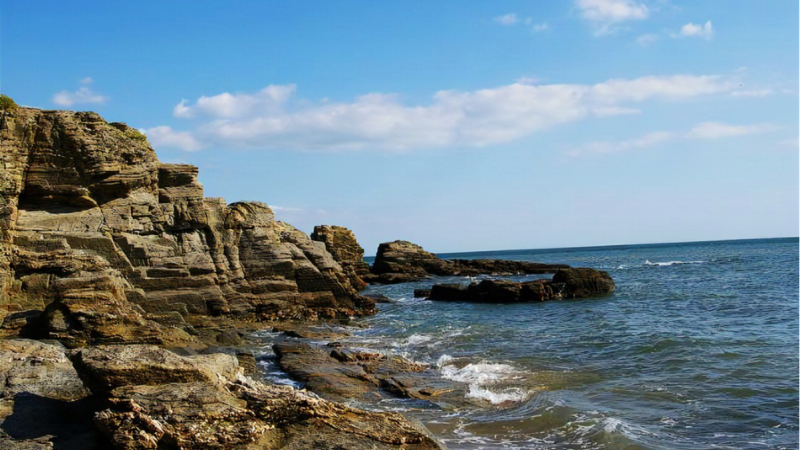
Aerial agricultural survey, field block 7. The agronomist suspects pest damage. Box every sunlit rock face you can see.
[0,107,373,347]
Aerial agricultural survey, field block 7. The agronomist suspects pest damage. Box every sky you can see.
[2,0,798,254]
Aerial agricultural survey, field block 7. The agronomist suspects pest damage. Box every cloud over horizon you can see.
[52,77,108,107]
[149,74,740,152]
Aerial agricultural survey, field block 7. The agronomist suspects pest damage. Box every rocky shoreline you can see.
[0,103,615,449]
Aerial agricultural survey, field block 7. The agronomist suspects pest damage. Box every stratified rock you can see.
[273,340,472,409]
[72,345,240,392]
[311,225,369,290]
[85,344,445,450]
[368,240,569,284]
[0,106,375,347]
[552,267,615,298]
[428,270,613,303]
[0,339,89,401]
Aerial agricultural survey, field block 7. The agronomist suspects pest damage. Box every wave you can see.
[438,357,531,404]
[644,259,706,266]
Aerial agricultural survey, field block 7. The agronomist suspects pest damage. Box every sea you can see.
[260,237,799,450]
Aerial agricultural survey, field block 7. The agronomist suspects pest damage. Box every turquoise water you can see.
[352,238,799,449]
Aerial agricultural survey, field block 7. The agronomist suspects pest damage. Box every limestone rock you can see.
[0,339,89,401]
[311,225,369,290]
[72,345,240,392]
[0,107,375,346]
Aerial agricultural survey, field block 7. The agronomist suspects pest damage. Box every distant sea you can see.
[281,238,800,449]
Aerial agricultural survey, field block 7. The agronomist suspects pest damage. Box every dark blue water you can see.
[353,238,799,449]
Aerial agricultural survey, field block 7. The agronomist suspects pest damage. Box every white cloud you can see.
[494,13,519,26]
[532,22,550,32]
[675,21,714,40]
[144,126,205,152]
[568,131,673,156]
[730,89,774,98]
[778,137,799,148]
[688,122,780,139]
[576,0,649,35]
[570,121,781,157]
[636,33,658,47]
[156,74,737,152]
[52,79,108,107]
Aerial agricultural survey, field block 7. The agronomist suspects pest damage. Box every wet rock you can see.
[552,267,615,298]
[428,270,613,302]
[273,340,470,409]
[413,289,431,299]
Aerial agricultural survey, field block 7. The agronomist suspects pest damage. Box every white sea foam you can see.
[438,357,531,404]
[466,385,529,404]
[644,260,706,267]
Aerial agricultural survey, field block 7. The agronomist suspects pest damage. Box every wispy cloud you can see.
[636,33,659,47]
[494,13,520,26]
[151,74,739,152]
[52,78,108,107]
[687,122,779,139]
[532,22,550,33]
[730,89,773,98]
[673,21,714,40]
[568,121,782,157]
[575,0,649,36]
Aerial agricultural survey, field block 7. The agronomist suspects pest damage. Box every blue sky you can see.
[3,0,798,254]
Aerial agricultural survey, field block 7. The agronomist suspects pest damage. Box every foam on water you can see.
[439,358,531,404]
[644,259,707,266]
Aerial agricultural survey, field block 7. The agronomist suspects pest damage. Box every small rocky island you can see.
[0,101,614,449]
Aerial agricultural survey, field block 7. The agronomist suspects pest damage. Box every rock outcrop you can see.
[366,240,570,284]
[0,107,373,347]
[426,268,615,302]
[0,339,444,449]
[311,225,369,290]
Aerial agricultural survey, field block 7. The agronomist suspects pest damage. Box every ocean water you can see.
[252,238,798,449]
[348,238,799,449]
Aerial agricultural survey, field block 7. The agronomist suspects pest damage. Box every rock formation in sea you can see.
[0,106,375,348]
[424,268,616,302]
[310,224,370,290]
[365,239,570,284]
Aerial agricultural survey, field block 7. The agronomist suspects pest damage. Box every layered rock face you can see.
[0,107,372,347]
[310,225,369,290]
[0,340,444,449]
[367,240,570,284]
[426,268,615,303]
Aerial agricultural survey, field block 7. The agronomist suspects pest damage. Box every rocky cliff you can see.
[0,107,374,347]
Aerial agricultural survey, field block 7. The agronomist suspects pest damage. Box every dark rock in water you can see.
[413,289,431,299]
[429,284,469,301]
[273,340,473,409]
[272,323,353,339]
[363,293,393,303]
[368,240,570,284]
[552,267,616,298]
[428,269,613,303]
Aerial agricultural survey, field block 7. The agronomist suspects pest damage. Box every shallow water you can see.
[348,238,799,449]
